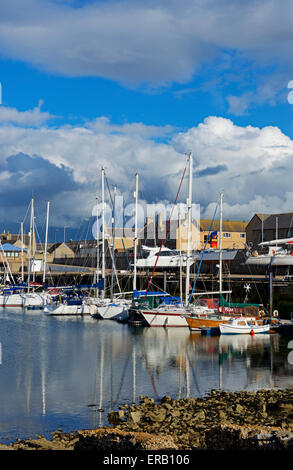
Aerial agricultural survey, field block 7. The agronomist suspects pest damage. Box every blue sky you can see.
[1,0,293,241]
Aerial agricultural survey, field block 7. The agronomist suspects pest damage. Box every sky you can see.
[1,0,293,241]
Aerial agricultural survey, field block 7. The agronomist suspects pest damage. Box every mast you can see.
[133,173,138,292]
[21,221,24,282]
[219,192,223,311]
[43,201,50,285]
[96,195,100,298]
[185,152,193,307]
[276,216,278,245]
[101,167,105,300]
[110,186,117,301]
[178,206,183,304]
[27,197,34,292]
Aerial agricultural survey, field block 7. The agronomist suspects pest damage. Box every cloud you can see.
[172,115,293,218]
[1,111,293,230]
[0,152,80,227]
[0,0,293,91]
[0,101,54,126]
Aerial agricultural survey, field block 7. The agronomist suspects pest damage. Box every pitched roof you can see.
[199,219,248,232]
[262,213,293,230]
[1,243,25,252]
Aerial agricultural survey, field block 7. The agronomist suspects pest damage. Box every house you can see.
[47,242,75,260]
[143,214,246,251]
[246,212,293,249]
[0,230,32,249]
[199,219,247,250]
[0,242,28,274]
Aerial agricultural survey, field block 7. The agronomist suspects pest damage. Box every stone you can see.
[148,408,167,423]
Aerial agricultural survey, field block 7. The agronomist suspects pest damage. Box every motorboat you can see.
[135,246,194,269]
[219,318,270,335]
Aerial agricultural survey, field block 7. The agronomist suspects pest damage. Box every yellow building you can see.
[199,220,247,250]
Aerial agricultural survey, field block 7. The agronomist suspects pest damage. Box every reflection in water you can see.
[0,310,292,443]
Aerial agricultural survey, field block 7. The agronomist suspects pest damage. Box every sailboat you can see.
[23,200,52,309]
[245,237,293,266]
[0,199,46,308]
[185,193,267,332]
[91,168,133,321]
[43,281,103,316]
[131,153,209,327]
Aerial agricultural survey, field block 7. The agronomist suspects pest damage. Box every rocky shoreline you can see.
[3,389,293,450]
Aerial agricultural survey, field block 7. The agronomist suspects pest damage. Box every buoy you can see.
[250,330,255,336]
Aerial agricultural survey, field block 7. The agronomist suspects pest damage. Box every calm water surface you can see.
[0,308,293,444]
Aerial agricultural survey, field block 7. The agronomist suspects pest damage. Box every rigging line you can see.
[288,214,293,237]
[246,259,266,307]
[143,161,188,300]
[187,199,220,308]
[104,172,114,209]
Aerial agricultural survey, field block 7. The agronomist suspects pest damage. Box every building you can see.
[246,212,293,249]
[47,242,75,260]
[0,230,32,249]
[143,215,247,251]
[199,220,247,250]
[0,242,28,276]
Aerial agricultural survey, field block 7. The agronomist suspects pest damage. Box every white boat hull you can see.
[0,294,24,307]
[95,303,129,321]
[246,255,293,266]
[44,302,98,316]
[219,323,270,335]
[139,307,188,327]
[23,293,49,308]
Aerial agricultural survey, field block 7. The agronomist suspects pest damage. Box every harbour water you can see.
[0,309,293,445]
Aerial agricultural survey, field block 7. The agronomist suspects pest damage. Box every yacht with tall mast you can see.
[184,193,266,331]
[91,168,135,321]
[245,237,293,266]
[135,153,207,327]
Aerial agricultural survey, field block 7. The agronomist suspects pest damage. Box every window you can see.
[223,233,231,238]
[240,233,245,238]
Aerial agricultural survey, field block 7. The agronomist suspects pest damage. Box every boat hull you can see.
[44,302,98,316]
[185,314,259,331]
[95,303,129,321]
[219,323,270,334]
[23,293,48,308]
[246,255,293,266]
[0,294,24,307]
[186,316,230,331]
[139,308,188,327]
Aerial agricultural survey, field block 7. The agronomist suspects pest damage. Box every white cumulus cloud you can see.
[0,111,293,226]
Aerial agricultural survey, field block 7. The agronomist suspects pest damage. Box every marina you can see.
[1,0,293,454]
[0,308,292,445]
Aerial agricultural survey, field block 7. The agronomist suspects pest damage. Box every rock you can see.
[6,389,293,451]
[148,408,167,423]
[128,411,141,424]
[108,410,124,425]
